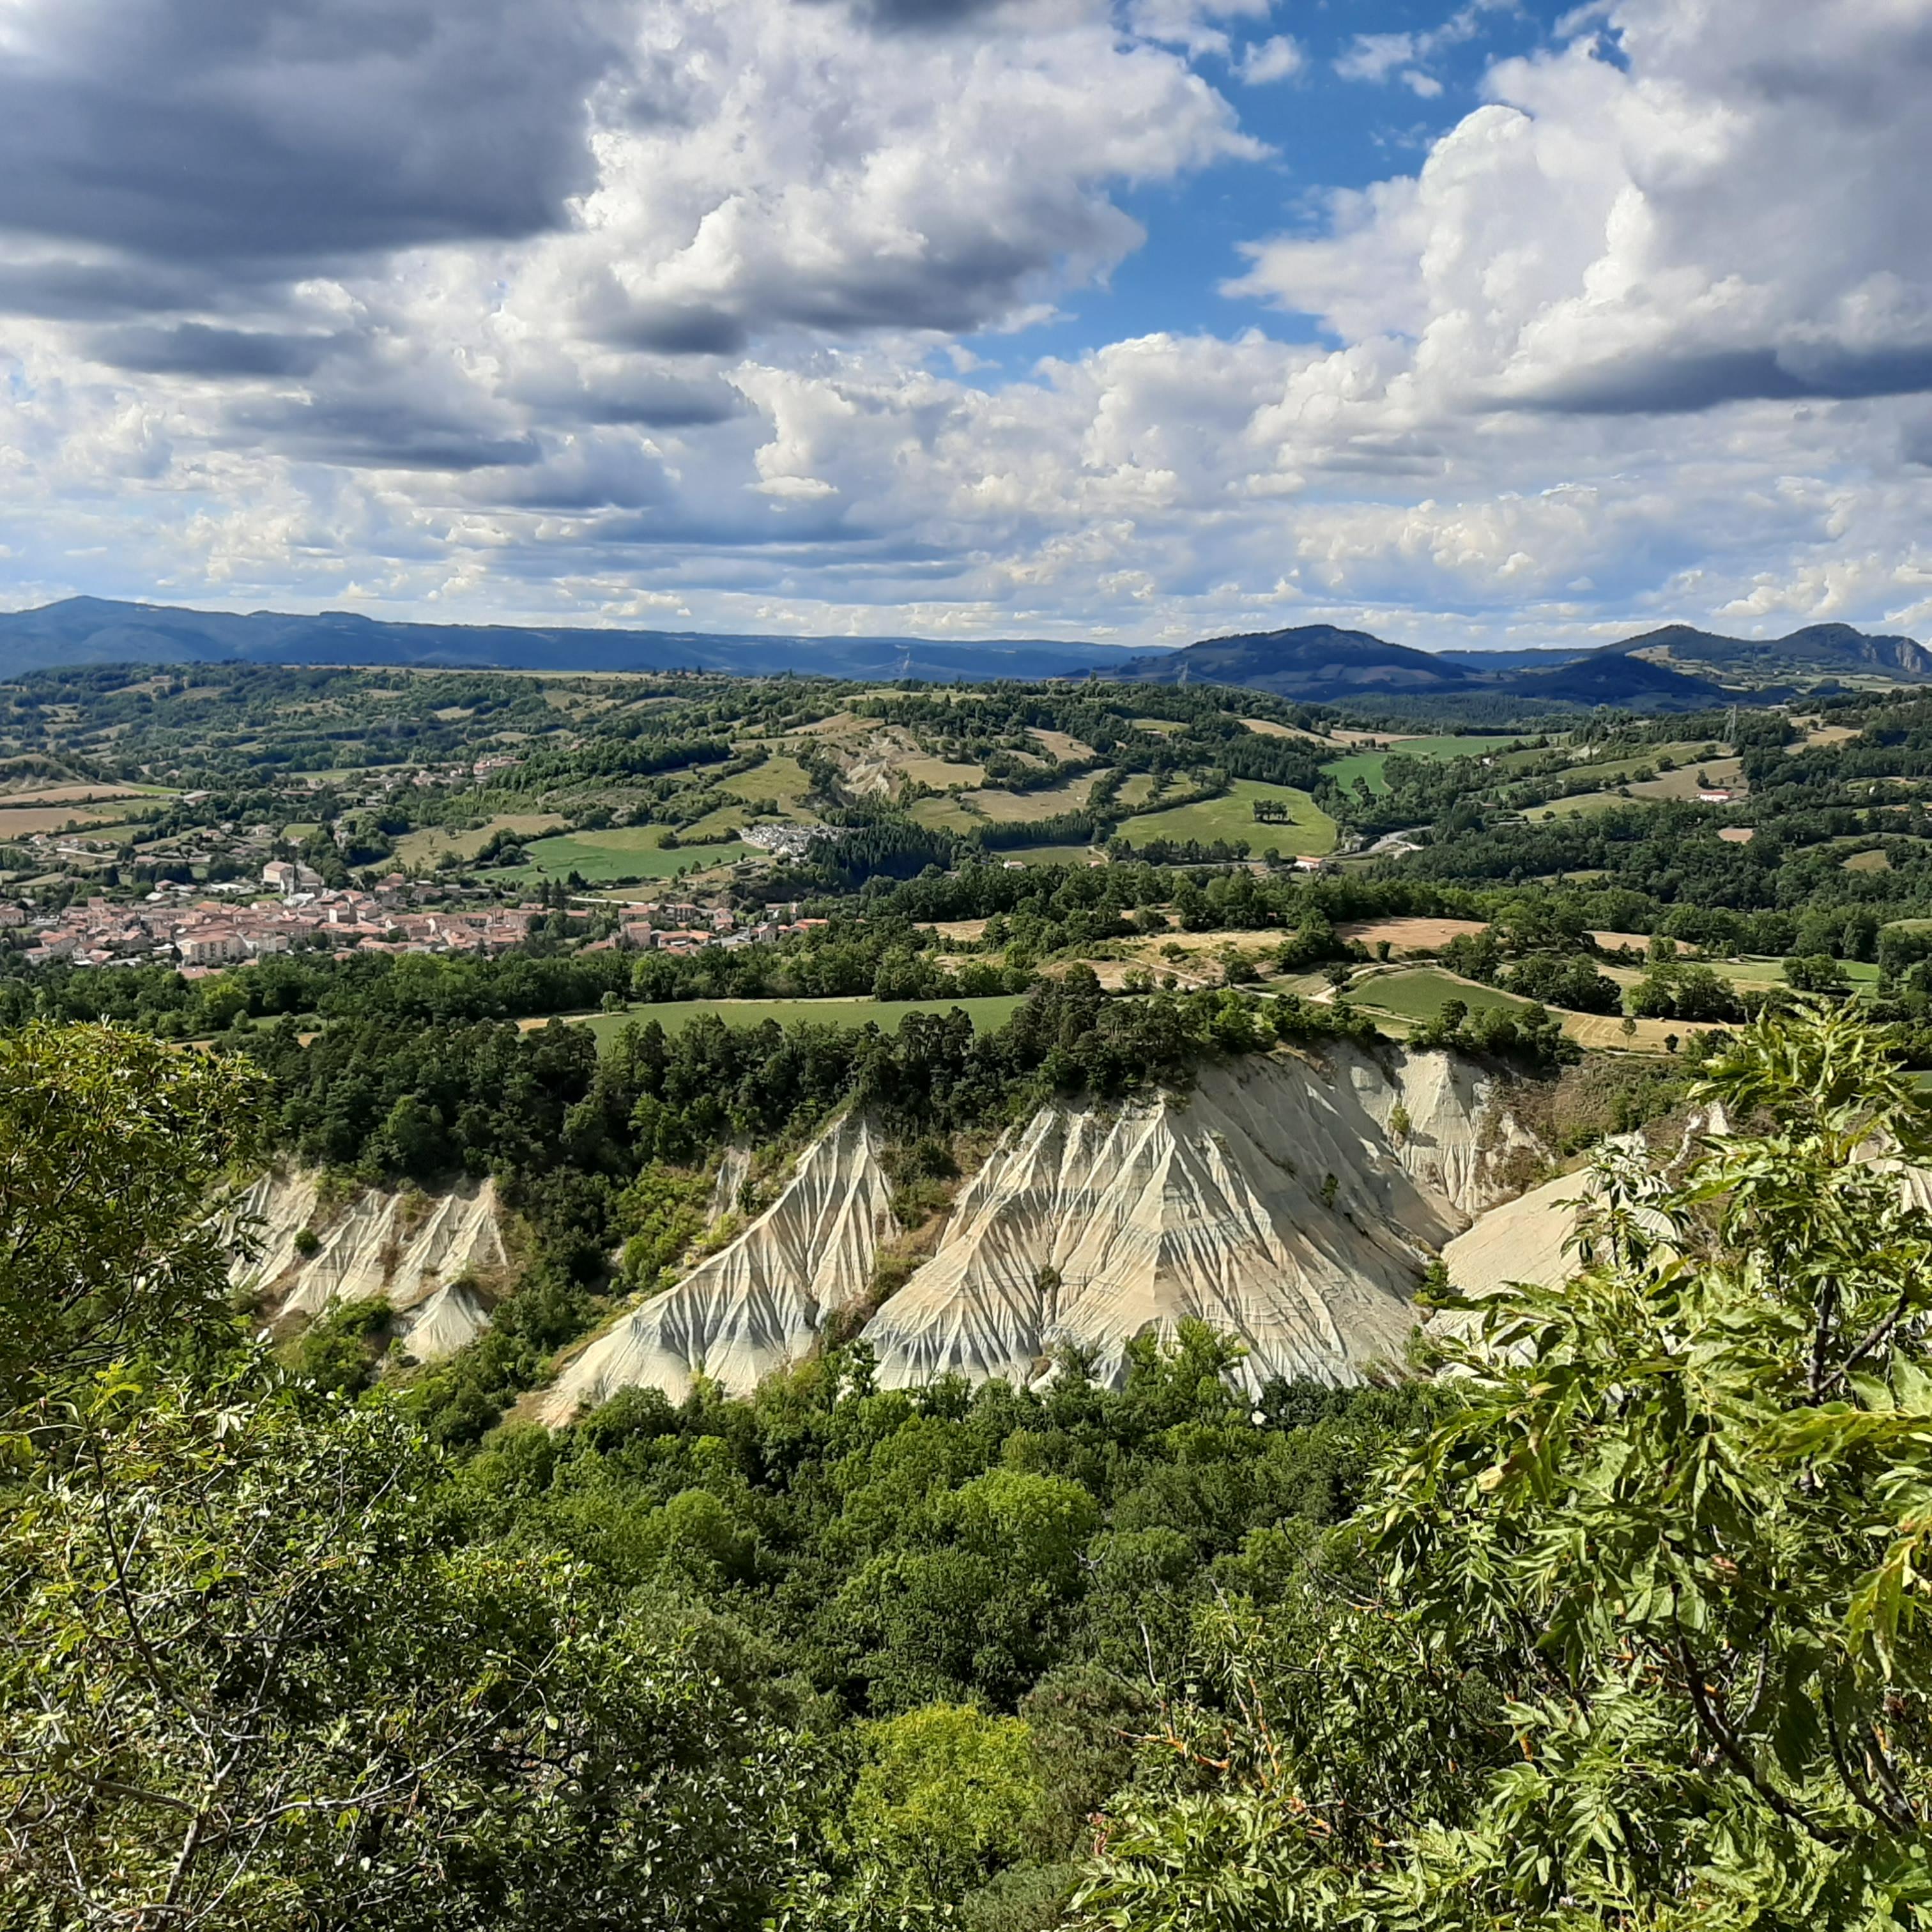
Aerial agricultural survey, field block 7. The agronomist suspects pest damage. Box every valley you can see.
[8,632,1932,1929]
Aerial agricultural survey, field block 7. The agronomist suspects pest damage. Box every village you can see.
[1,862,822,974]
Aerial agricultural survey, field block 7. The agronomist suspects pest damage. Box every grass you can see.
[1120,779,1337,854]
[576,993,1027,1048]
[1524,790,1644,821]
[956,774,1101,822]
[909,795,986,833]
[1321,735,1528,795]
[986,844,1103,868]
[896,755,986,790]
[718,755,816,804]
[391,813,566,868]
[502,825,754,883]
[1352,967,1532,1022]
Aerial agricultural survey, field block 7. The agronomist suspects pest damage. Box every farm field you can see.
[995,843,1104,867]
[0,805,123,836]
[1027,728,1096,762]
[956,774,1101,822]
[908,795,984,833]
[574,993,1027,1048]
[1349,965,1530,1022]
[392,813,567,868]
[0,782,168,804]
[894,755,985,790]
[1335,916,1488,953]
[1524,790,1641,820]
[1121,779,1337,853]
[717,754,816,804]
[504,825,755,882]
[1321,735,1527,794]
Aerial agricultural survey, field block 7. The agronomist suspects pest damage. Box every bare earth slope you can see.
[229,1172,507,1362]
[538,1114,896,1422]
[862,1045,1530,1395]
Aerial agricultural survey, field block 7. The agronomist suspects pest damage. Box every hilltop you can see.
[1108,617,1929,705]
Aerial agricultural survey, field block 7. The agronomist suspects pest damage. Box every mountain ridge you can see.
[0,596,1924,704]
[0,595,1129,684]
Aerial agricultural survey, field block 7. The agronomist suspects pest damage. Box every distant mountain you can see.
[1107,624,1477,698]
[1435,647,1591,671]
[1503,650,1729,708]
[1600,622,1932,681]
[4,596,1922,707]
[0,597,1134,684]
[1100,617,1927,707]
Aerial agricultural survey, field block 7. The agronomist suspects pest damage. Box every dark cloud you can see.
[579,381,746,429]
[231,397,544,471]
[843,0,1009,31]
[601,305,754,357]
[0,0,621,273]
[88,323,341,377]
[1515,341,1932,415]
[0,259,229,322]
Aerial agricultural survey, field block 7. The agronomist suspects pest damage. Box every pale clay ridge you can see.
[538,1114,898,1423]
[1438,1103,1736,1312]
[539,1045,1534,1420]
[862,1046,1525,1397]
[229,1172,507,1363]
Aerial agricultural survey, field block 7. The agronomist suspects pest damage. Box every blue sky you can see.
[0,0,1928,651]
[968,0,1573,373]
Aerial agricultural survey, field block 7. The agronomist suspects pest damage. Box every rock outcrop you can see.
[539,1114,896,1422]
[229,1172,507,1362]
[862,1045,1522,1394]
[1439,1164,1601,1303]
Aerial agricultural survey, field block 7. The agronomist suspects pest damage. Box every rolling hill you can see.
[1107,624,1478,698]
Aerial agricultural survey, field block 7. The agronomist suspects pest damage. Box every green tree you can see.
[1787,951,1851,994]
[1082,1000,1932,1931]
[0,1022,261,1414]
[0,1024,818,1931]
[847,1703,1043,1900]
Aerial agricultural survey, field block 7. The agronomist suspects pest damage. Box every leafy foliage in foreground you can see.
[1085,1001,1932,1930]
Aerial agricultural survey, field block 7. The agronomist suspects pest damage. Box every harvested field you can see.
[1336,916,1487,953]
[895,755,986,790]
[0,783,158,804]
[1562,1013,1717,1052]
[0,806,119,836]
[1590,930,1653,953]
[1717,826,1755,843]
[1027,728,1096,762]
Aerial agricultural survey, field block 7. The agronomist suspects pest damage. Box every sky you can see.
[1,0,1931,650]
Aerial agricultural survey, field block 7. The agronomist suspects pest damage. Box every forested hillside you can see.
[6,1002,1932,1928]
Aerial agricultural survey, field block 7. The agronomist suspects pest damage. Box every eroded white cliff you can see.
[861,1045,1522,1395]
[229,1171,507,1362]
[538,1113,896,1421]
